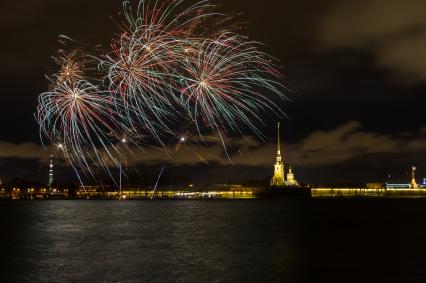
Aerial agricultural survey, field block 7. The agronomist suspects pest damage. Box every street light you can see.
[118,138,127,200]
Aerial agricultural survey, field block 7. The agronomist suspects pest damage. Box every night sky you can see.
[1,0,425,185]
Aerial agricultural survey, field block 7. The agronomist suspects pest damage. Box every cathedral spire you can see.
[276,122,282,163]
[277,122,281,155]
[271,122,285,186]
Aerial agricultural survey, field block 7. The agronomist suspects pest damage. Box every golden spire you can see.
[276,122,283,163]
[277,122,281,155]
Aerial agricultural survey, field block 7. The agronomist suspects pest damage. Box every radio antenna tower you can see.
[48,155,54,188]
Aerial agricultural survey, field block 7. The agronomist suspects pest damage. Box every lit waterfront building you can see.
[384,166,422,189]
[271,123,285,186]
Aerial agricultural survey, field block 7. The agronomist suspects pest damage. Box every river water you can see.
[0,199,425,282]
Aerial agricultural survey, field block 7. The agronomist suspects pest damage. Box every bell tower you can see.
[286,165,299,187]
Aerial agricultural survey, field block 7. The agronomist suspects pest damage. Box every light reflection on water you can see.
[0,199,425,282]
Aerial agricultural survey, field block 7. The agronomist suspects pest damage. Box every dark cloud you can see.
[287,121,426,166]
[317,0,426,83]
[2,121,425,169]
[0,142,48,160]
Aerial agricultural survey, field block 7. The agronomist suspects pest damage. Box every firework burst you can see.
[37,80,128,180]
[177,33,286,140]
[49,36,100,86]
[37,0,287,183]
[98,0,218,145]
[100,26,177,144]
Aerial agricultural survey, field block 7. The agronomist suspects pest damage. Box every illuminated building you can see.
[271,123,285,186]
[367,183,383,189]
[286,166,299,187]
[48,155,54,188]
[385,183,410,189]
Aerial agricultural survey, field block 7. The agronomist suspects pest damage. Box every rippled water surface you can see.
[1,199,426,282]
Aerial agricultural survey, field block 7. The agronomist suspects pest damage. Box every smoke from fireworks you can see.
[36,0,287,183]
